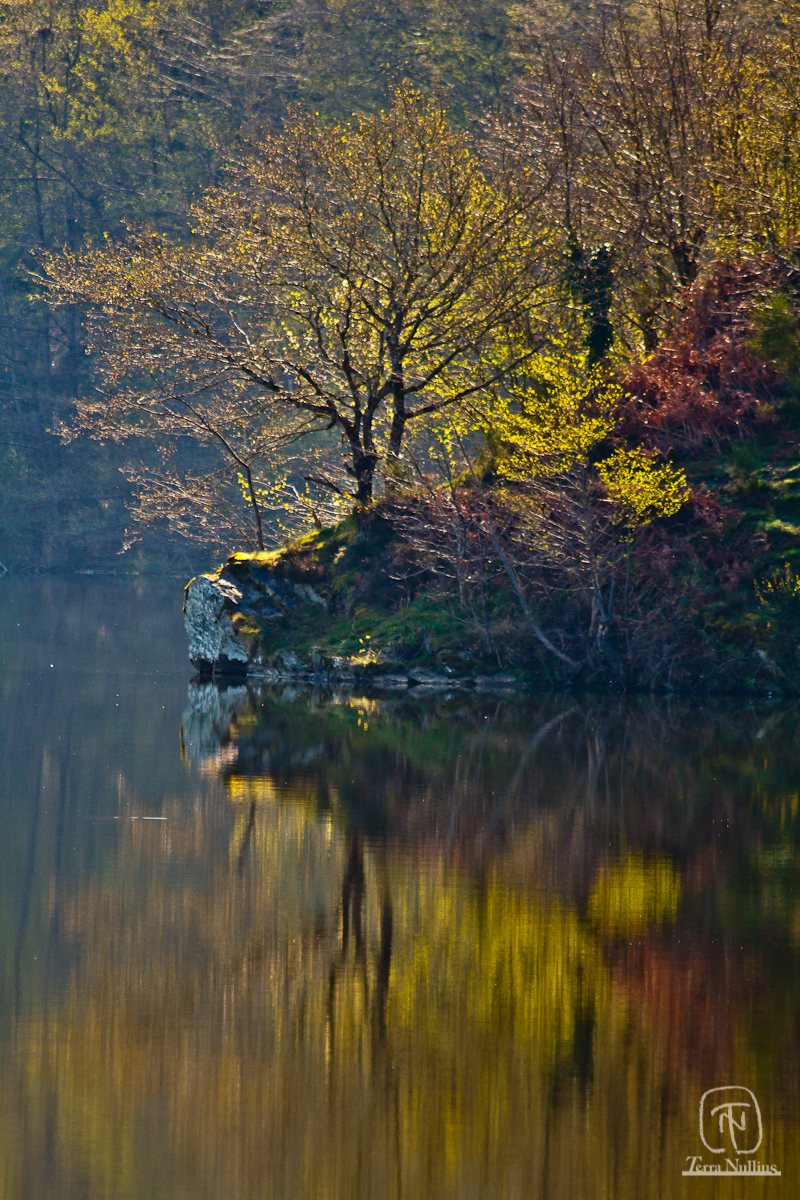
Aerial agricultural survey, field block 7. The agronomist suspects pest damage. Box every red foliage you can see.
[620,259,784,451]
[610,935,742,1086]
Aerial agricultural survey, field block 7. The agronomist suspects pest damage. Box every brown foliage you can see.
[619,259,785,451]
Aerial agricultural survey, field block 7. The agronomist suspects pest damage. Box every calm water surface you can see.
[1,578,799,1199]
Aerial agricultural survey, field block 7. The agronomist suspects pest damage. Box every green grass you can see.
[252,590,483,668]
[216,507,510,672]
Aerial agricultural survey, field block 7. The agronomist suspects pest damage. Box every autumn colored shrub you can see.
[620,259,789,452]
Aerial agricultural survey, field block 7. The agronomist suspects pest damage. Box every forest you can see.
[0,0,534,570]
[4,0,800,686]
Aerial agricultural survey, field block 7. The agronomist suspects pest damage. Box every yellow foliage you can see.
[597,448,690,528]
[710,53,800,253]
[587,853,681,936]
[484,345,689,530]
[489,346,624,480]
[0,0,198,149]
[755,562,800,605]
[44,84,546,514]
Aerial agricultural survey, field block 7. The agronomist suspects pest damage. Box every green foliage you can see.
[750,292,800,416]
[563,238,615,364]
[0,446,36,567]
[256,0,521,121]
[755,562,800,608]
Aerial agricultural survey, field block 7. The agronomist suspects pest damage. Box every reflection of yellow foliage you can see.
[226,774,340,816]
[11,800,799,1200]
[227,775,284,805]
[390,878,608,1062]
[346,697,382,715]
[198,743,240,774]
[15,1018,141,1200]
[587,854,680,935]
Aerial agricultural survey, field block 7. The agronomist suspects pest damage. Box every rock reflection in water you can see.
[5,679,800,1199]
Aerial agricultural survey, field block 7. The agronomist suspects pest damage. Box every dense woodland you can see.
[5,0,800,685]
[0,0,536,569]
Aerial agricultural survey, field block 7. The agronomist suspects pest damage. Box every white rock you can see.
[183,575,249,668]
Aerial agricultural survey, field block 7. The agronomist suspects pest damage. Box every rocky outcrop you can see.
[183,575,250,676]
[183,536,524,692]
[183,553,331,677]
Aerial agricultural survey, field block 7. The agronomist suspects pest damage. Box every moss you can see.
[253,590,480,669]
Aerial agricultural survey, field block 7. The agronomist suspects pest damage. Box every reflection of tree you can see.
[327,833,365,1048]
[323,833,395,1055]
[13,814,617,1199]
[7,694,800,1196]
[204,687,800,1110]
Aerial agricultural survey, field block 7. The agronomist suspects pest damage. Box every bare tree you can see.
[501,0,786,349]
[44,86,549,548]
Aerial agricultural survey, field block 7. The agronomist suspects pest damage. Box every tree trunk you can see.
[353,449,377,505]
[346,423,378,506]
[388,397,406,460]
[386,341,406,474]
[241,462,265,550]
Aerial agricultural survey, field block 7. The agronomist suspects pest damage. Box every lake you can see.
[1,577,798,1198]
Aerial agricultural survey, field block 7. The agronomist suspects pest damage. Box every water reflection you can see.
[2,586,800,1198]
